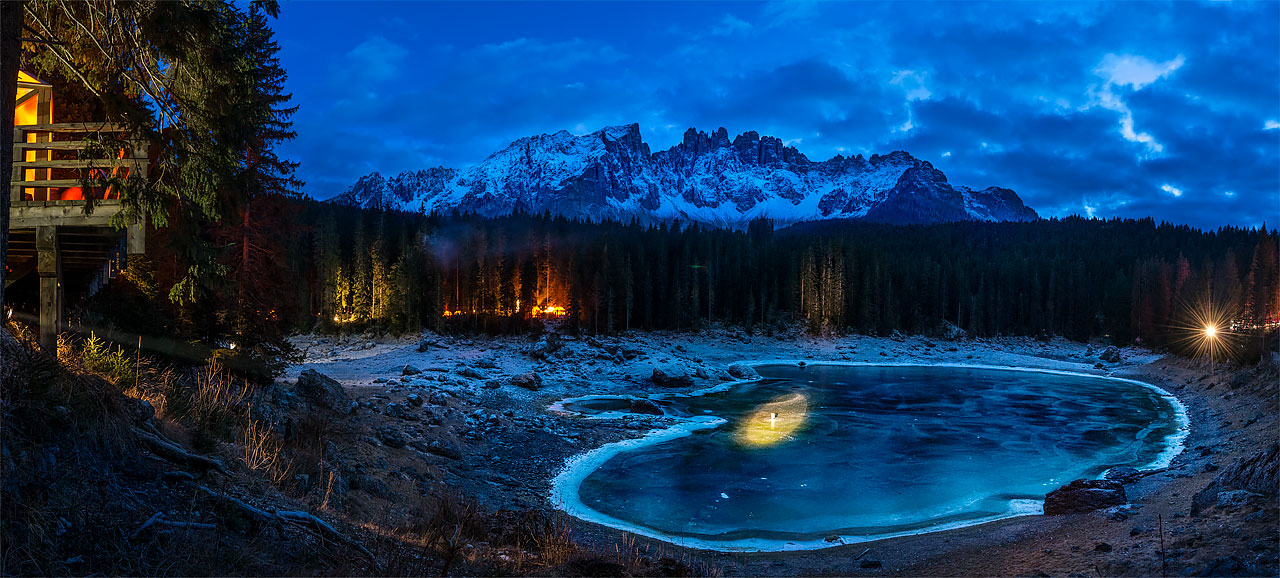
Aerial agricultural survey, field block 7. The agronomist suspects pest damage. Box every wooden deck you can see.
[8,122,149,347]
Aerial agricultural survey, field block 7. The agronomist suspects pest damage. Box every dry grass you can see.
[239,411,295,485]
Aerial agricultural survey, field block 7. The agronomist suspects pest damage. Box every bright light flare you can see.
[735,393,808,447]
[1168,299,1237,361]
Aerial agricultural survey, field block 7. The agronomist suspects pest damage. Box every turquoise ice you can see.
[552,364,1187,551]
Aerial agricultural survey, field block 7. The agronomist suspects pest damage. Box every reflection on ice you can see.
[735,393,808,447]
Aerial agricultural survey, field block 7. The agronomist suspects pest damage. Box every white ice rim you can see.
[547,360,1191,553]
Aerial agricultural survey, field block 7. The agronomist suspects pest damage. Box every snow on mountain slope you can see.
[332,123,1038,227]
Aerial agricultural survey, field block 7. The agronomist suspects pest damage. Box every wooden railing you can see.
[10,122,149,203]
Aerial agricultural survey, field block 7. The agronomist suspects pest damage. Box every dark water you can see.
[558,364,1186,548]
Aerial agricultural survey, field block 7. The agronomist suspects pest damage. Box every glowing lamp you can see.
[735,393,808,447]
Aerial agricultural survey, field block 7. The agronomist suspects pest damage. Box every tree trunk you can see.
[0,0,24,314]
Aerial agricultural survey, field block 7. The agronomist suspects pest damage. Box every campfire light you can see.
[532,305,567,317]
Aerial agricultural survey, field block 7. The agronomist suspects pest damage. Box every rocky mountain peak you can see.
[334,123,1039,227]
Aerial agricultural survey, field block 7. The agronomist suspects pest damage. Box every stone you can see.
[383,403,416,420]
[457,367,487,380]
[406,393,423,407]
[628,398,663,415]
[402,364,422,376]
[1043,479,1127,515]
[511,372,542,390]
[1094,542,1113,552]
[416,338,435,352]
[484,379,502,389]
[727,363,760,380]
[375,426,406,448]
[1212,489,1257,511]
[1104,466,1142,484]
[1191,443,1278,515]
[528,334,562,359]
[297,369,358,414]
[650,368,694,388]
[1100,346,1122,363]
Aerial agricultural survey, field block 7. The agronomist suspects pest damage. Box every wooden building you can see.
[8,70,148,348]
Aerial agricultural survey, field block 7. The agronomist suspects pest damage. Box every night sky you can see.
[273,1,1279,229]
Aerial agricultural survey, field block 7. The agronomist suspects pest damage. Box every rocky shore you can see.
[283,326,1278,576]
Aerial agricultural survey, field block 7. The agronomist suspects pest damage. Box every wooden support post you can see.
[10,127,20,203]
[36,225,61,349]
[126,220,145,254]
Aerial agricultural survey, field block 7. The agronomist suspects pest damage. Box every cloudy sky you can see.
[274,1,1279,229]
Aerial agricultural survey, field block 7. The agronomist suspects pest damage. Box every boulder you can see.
[416,338,435,352]
[1191,443,1279,515]
[410,439,462,460]
[628,398,663,415]
[375,426,406,448]
[456,367,487,380]
[484,379,503,389]
[528,334,563,359]
[1043,478,1127,515]
[650,368,694,388]
[383,403,415,421]
[402,364,422,376]
[727,363,760,380]
[1099,346,1122,363]
[297,370,357,414]
[511,372,543,390]
[406,393,423,407]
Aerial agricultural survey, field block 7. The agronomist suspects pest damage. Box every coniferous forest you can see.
[91,200,1279,367]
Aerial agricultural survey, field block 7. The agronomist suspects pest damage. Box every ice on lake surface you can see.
[554,364,1187,551]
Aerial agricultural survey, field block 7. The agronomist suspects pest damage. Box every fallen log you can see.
[196,485,279,530]
[130,512,165,540]
[136,429,226,472]
[277,510,378,565]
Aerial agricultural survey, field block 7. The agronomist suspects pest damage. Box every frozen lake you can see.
[552,364,1188,551]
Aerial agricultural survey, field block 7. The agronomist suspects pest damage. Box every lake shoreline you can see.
[549,362,1190,553]
[287,326,1278,576]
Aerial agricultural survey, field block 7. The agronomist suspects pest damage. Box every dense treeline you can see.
[233,204,1279,349]
[97,202,1278,366]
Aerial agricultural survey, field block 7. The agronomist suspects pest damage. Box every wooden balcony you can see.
[11,123,148,240]
[7,122,150,347]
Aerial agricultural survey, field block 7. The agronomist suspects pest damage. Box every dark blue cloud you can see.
[273,1,1279,229]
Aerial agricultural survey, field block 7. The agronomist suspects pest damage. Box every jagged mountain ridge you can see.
[333,123,1038,226]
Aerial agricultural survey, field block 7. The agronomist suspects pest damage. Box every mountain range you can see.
[332,123,1038,227]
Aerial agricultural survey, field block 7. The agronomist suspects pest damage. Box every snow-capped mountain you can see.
[332,123,1038,227]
